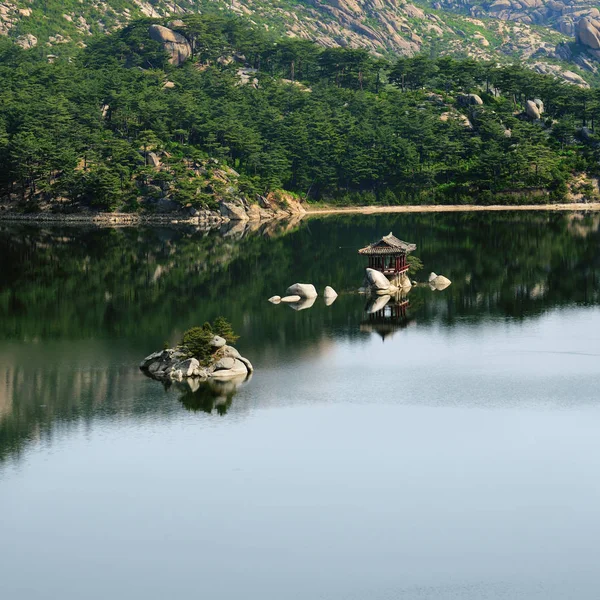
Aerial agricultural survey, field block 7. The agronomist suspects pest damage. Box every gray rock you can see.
[211,358,248,380]
[221,345,241,359]
[268,295,281,304]
[526,99,541,120]
[428,272,438,283]
[173,357,200,377]
[458,93,484,106]
[280,295,302,303]
[235,355,254,374]
[140,350,164,369]
[213,357,236,371]
[147,152,160,168]
[210,335,227,348]
[577,17,600,50]
[220,200,249,221]
[285,283,318,299]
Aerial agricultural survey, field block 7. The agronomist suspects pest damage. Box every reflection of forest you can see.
[0,212,598,465]
[1,212,598,341]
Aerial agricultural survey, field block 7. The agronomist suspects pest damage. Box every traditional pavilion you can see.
[358,232,416,276]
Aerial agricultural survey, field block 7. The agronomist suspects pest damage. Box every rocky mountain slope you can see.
[0,0,594,83]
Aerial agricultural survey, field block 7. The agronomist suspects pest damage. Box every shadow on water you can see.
[0,210,599,464]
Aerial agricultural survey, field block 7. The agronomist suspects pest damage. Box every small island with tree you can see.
[140,317,252,383]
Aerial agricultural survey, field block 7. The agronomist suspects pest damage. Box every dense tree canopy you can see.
[1,15,600,210]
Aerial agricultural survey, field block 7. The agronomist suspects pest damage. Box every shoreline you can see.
[0,202,599,226]
[304,202,600,215]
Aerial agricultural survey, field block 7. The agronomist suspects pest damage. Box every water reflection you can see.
[362,292,411,341]
[177,375,249,416]
[0,211,599,465]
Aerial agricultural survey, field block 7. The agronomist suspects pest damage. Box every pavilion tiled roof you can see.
[358,232,416,255]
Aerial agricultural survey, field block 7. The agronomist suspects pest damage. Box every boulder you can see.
[213,357,237,371]
[140,350,164,369]
[147,152,161,168]
[428,272,438,283]
[285,283,318,299]
[430,275,452,290]
[576,17,600,50]
[533,98,544,114]
[236,356,254,374]
[210,335,227,348]
[220,200,249,221]
[246,204,261,221]
[148,24,192,66]
[323,286,338,299]
[221,345,241,359]
[280,295,302,303]
[268,295,281,304]
[365,267,391,290]
[173,357,200,377]
[15,34,37,49]
[323,286,338,306]
[210,358,248,380]
[526,99,541,120]
[457,93,484,106]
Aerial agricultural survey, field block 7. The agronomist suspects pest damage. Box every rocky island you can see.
[140,318,252,383]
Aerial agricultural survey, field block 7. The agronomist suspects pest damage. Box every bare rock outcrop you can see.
[148,24,191,66]
[576,17,600,50]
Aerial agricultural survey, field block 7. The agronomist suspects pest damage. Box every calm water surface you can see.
[1,212,599,599]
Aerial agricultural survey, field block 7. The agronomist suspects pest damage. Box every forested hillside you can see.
[1,15,600,213]
[0,0,592,84]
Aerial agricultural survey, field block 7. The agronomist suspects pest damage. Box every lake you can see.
[1,211,599,600]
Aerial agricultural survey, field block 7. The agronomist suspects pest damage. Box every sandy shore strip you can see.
[305,203,600,215]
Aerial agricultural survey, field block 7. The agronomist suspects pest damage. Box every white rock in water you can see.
[280,295,302,303]
[210,335,226,348]
[288,297,316,311]
[428,272,438,283]
[323,285,338,298]
[211,358,248,380]
[324,286,338,306]
[430,275,452,290]
[268,295,281,304]
[366,268,391,290]
[285,283,318,299]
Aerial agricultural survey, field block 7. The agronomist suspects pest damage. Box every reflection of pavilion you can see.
[361,292,411,341]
